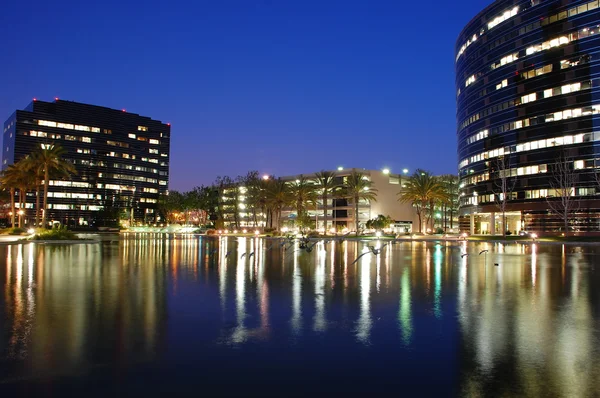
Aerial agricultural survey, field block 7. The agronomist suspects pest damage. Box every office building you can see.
[456,0,600,235]
[2,99,170,226]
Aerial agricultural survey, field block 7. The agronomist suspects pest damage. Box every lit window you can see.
[128,133,136,139]
[149,139,160,145]
[138,126,148,131]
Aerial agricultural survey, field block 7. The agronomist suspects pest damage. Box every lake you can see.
[1,235,599,397]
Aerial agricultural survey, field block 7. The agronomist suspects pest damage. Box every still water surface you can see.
[1,236,599,396]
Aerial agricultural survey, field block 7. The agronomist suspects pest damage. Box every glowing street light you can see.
[402,168,409,174]
[382,168,390,175]
[262,175,269,180]
[337,166,343,171]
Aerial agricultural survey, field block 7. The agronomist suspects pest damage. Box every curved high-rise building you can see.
[456,0,600,235]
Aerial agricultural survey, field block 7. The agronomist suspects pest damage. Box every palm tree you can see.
[313,170,338,231]
[23,153,45,226]
[398,170,445,233]
[8,160,35,228]
[287,175,317,230]
[35,145,76,227]
[0,164,20,227]
[264,178,291,230]
[343,171,378,235]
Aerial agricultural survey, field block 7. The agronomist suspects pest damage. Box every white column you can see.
[490,212,496,235]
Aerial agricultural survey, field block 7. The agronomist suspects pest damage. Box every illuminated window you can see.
[138,126,148,131]
[465,75,476,87]
[149,139,160,145]
[128,133,136,139]
[149,148,158,154]
[488,6,518,30]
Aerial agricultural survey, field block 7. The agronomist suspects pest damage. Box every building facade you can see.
[220,168,420,233]
[2,99,170,227]
[456,0,600,235]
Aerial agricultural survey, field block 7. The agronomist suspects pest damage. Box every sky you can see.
[0,0,492,191]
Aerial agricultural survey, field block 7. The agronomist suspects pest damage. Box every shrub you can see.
[9,227,26,235]
[206,229,217,235]
[435,227,444,235]
[31,227,78,241]
[307,231,320,238]
[264,227,275,233]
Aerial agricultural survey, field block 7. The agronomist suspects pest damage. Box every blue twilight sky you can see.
[0,0,491,191]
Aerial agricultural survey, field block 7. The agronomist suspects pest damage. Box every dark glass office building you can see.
[2,99,170,227]
[456,0,600,235]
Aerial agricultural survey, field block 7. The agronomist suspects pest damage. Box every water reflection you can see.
[0,237,599,396]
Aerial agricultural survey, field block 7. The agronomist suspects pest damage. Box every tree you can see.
[546,153,579,237]
[264,178,291,231]
[24,153,45,226]
[35,145,76,227]
[439,174,459,231]
[365,214,394,231]
[313,170,338,231]
[343,171,378,235]
[213,176,234,229]
[0,164,20,227]
[398,170,444,234]
[287,175,317,226]
[492,156,517,236]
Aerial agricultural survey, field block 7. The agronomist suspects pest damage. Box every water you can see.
[1,236,599,397]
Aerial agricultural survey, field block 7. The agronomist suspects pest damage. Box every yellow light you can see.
[376,231,382,237]
[18,210,24,215]
[262,175,269,180]
[254,230,260,235]
[233,229,238,234]
[242,229,247,233]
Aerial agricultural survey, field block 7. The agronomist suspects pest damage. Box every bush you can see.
[264,227,275,233]
[206,229,217,235]
[8,227,26,235]
[31,227,78,241]
[307,231,320,238]
[435,227,444,235]
[505,230,512,235]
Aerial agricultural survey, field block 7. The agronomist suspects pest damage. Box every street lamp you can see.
[382,168,390,175]
[337,166,343,171]
[262,175,269,180]
[402,169,409,175]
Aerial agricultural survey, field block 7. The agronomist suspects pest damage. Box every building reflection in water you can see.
[1,236,599,395]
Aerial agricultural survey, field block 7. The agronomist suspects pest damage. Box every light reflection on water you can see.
[0,236,599,396]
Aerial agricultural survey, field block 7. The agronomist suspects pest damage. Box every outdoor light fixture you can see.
[27,229,35,235]
[382,168,390,175]
[531,233,538,241]
[402,169,409,174]
[262,175,269,180]
[337,166,343,171]
[376,231,382,237]
[242,229,247,233]
[254,230,260,235]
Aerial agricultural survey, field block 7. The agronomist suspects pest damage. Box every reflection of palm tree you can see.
[313,170,338,231]
[343,171,378,235]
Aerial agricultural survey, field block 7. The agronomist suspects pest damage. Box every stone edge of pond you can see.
[0,239,102,245]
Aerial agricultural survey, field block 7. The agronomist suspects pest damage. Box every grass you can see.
[29,228,79,241]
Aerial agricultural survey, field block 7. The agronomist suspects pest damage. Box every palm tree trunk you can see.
[42,168,49,227]
[18,190,23,228]
[35,185,41,226]
[322,192,327,231]
[10,188,15,227]
[355,194,359,236]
